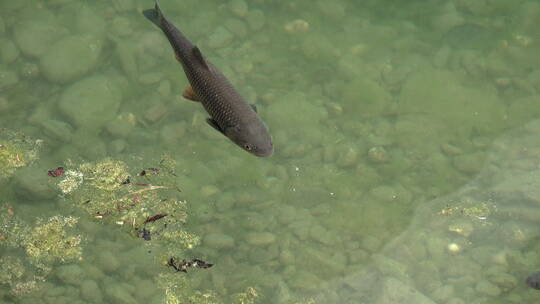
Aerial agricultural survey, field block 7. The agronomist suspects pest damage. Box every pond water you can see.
[1,0,540,303]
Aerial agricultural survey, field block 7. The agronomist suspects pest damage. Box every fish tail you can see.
[143,1,165,29]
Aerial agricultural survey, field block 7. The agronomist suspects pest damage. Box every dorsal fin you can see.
[192,46,209,70]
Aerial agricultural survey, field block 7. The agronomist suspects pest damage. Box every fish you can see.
[143,2,273,157]
[526,271,540,290]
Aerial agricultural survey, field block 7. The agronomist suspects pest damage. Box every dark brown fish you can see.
[143,2,273,157]
[527,271,540,290]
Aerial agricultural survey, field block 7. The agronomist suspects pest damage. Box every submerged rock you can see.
[40,34,103,84]
[58,75,122,130]
[13,8,67,58]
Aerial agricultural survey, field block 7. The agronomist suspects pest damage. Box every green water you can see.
[1,0,540,303]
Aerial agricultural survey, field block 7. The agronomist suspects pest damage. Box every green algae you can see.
[0,204,83,297]
[0,129,41,179]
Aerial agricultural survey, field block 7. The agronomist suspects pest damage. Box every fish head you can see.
[227,123,273,157]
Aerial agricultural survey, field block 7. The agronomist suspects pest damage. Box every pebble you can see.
[370,185,399,203]
[106,113,136,138]
[138,72,162,85]
[13,9,67,58]
[80,279,103,303]
[109,139,127,154]
[144,101,168,123]
[229,0,248,17]
[157,80,171,98]
[207,26,234,49]
[245,232,276,246]
[160,122,186,145]
[0,96,8,112]
[111,16,132,37]
[476,280,501,296]
[19,62,39,79]
[13,166,57,201]
[224,18,248,38]
[104,282,137,304]
[98,251,120,273]
[58,75,122,130]
[1,40,19,64]
[204,232,235,249]
[0,70,18,89]
[368,146,390,163]
[56,264,84,286]
[452,152,484,174]
[40,119,74,143]
[40,34,103,84]
[246,9,265,31]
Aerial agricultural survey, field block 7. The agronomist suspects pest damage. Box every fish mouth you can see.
[254,147,273,157]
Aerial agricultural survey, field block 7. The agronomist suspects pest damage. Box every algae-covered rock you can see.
[0,69,19,89]
[0,129,41,179]
[40,119,74,143]
[204,232,235,249]
[13,8,67,58]
[507,95,540,127]
[342,78,391,116]
[13,165,57,200]
[376,278,435,304]
[40,34,103,84]
[58,75,122,130]
[266,92,327,142]
[1,40,19,64]
[399,68,506,137]
[56,264,84,286]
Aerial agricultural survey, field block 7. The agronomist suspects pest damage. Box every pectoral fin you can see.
[192,46,209,70]
[250,104,258,113]
[182,86,199,102]
[206,118,225,135]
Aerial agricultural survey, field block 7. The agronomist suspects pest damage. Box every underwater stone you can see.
[246,9,265,31]
[111,16,133,37]
[0,70,18,89]
[204,232,235,249]
[475,279,501,297]
[13,8,67,58]
[104,283,137,304]
[452,152,484,174]
[75,5,106,35]
[58,75,122,130]
[245,232,276,247]
[228,0,248,17]
[400,68,506,137]
[112,0,134,12]
[40,34,103,84]
[376,278,435,304]
[13,166,56,201]
[56,264,84,286]
[368,146,390,163]
[98,251,120,273]
[225,18,248,38]
[207,26,234,49]
[342,78,391,117]
[19,62,39,79]
[40,119,74,143]
[106,113,136,138]
[507,95,540,127]
[80,279,102,303]
[1,40,19,64]
[160,122,186,145]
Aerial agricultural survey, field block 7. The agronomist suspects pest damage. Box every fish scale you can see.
[144,1,273,157]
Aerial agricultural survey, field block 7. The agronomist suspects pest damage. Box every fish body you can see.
[144,2,273,157]
[527,271,540,290]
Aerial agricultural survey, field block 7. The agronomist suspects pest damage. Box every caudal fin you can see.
[143,1,164,29]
